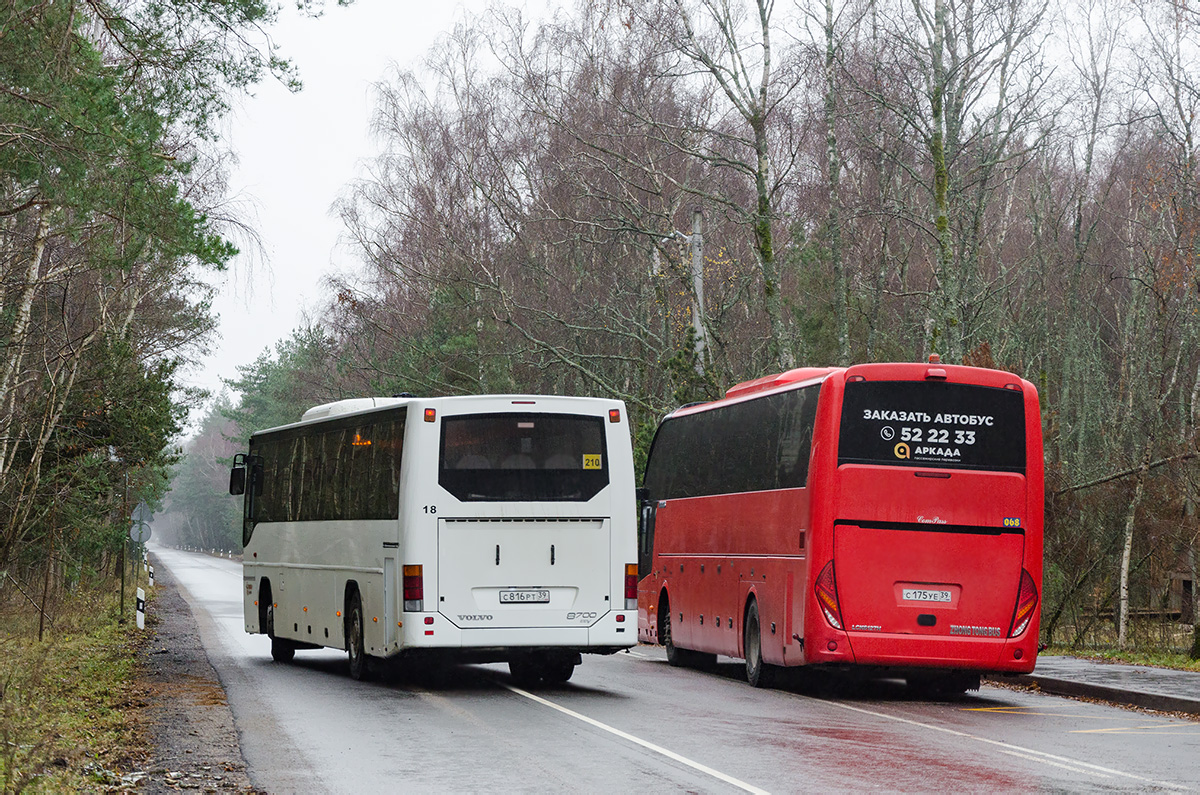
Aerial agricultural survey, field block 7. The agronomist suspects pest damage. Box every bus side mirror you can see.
[635,486,650,504]
[229,453,246,495]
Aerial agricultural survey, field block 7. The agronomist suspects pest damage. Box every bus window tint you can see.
[837,381,1025,472]
[249,412,406,524]
[439,413,609,502]
[644,385,819,500]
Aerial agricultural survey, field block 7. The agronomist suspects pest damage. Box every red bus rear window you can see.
[837,381,1025,472]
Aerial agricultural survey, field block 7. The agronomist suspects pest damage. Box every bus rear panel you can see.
[807,365,1043,676]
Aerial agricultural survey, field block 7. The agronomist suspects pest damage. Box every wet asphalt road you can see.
[153,546,1200,793]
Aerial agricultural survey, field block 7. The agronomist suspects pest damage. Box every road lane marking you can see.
[968,706,1200,732]
[499,682,769,795]
[966,706,1165,720]
[1071,725,1200,735]
[793,696,1188,790]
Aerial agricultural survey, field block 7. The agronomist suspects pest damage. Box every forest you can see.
[0,0,340,635]
[5,0,1199,656]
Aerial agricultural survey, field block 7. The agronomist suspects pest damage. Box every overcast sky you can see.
[183,0,548,430]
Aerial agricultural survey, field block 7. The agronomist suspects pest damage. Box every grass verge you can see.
[1,573,153,792]
[1045,645,1200,672]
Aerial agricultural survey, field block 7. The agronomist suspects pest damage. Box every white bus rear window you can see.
[439,413,609,502]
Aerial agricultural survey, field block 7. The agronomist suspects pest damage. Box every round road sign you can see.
[130,522,152,544]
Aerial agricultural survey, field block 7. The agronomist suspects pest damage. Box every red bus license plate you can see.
[902,588,952,603]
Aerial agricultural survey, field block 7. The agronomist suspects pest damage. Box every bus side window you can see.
[777,385,819,488]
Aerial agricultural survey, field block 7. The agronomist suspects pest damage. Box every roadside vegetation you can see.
[1,574,153,792]
[0,1,338,787]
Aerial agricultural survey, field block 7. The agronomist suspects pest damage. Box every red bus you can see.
[636,361,1043,692]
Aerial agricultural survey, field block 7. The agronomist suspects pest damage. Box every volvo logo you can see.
[457,614,492,621]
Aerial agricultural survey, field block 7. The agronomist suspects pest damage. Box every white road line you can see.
[797,695,1189,790]
[499,683,769,795]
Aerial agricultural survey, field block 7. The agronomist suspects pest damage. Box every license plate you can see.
[902,588,952,603]
[500,589,550,604]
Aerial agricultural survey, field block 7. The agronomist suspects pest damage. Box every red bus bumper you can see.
[808,631,1037,674]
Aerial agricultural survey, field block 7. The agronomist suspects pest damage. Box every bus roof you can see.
[249,394,623,438]
[724,367,842,400]
[669,361,1031,421]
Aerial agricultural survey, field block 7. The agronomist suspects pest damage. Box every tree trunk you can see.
[1117,440,1153,648]
[824,0,848,365]
[926,0,960,362]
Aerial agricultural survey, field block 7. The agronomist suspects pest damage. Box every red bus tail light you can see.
[625,563,638,609]
[815,561,843,630]
[403,564,424,612]
[1008,568,1038,638]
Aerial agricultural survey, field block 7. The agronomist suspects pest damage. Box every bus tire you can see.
[259,581,294,662]
[509,656,543,686]
[744,599,771,688]
[346,591,372,681]
[258,580,274,636]
[271,636,295,663]
[661,597,685,667]
[542,657,576,684]
[908,671,980,698]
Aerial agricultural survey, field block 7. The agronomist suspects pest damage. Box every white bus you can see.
[229,394,638,683]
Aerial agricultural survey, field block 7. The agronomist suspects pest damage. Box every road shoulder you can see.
[138,556,255,793]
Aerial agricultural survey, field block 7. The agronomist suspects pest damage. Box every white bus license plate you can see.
[500,589,550,604]
[902,588,951,603]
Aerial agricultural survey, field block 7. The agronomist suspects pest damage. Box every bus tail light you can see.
[625,563,638,609]
[1008,568,1038,638]
[815,561,843,630]
[403,564,424,611]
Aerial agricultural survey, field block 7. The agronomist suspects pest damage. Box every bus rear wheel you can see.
[509,656,544,685]
[346,591,372,681]
[907,671,980,698]
[744,600,772,688]
[542,653,578,684]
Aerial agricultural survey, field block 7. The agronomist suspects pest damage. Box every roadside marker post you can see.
[136,587,145,629]
[148,566,154,587]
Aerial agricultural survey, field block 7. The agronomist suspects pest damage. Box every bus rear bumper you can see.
[404,610,637,652]
[810,631,1037,673]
